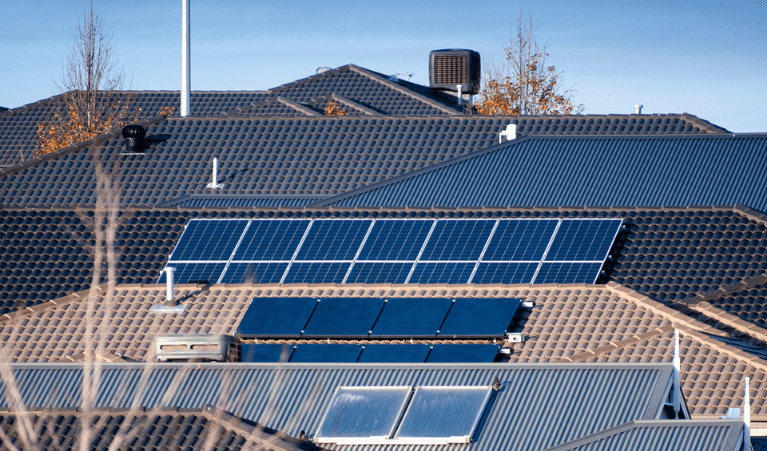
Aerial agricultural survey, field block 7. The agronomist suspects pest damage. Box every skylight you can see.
[315,385,493,445]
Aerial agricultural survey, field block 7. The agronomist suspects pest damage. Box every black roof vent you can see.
[429,49,480,94]
[122,124,146,153]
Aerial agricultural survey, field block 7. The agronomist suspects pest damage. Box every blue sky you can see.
[2,0,765,131]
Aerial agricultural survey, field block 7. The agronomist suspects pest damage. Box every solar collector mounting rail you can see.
[159,218,622,285]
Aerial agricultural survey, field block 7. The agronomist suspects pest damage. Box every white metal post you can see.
[181,0,191,117]
[673,330,681,418]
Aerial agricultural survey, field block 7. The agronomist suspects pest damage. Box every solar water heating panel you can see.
[439,298,521,338]
[236,297,318,337]
[302,297,386,338]
[370,298,452,338]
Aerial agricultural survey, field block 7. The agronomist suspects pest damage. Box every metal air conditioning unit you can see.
[154,334,235,362]
[429,49,481,94]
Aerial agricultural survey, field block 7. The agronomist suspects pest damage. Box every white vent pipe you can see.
[457,84,463,105]
[164,267,175,303]
[499,123,517,143]
[634,104,643,114]
[673,330,681,418]
[181,0,191,117]
[745,377,751,451]
[207,157,223,189]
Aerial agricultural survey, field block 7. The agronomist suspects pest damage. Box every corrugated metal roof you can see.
[542,420,743,451]
[321,134,767,211]
[0,363,672,451]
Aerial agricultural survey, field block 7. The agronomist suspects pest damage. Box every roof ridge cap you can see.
[0,284,106,325]
[349,65,461,116]
[691,300,767,344]
[680,112,730,134]
[733,204,767,225]
[265,64,354,94]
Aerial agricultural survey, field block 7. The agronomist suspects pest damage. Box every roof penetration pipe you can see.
[181,0,191,117]
[164,267,175,303]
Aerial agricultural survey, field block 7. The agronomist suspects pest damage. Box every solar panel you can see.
[471,262,538,284]
[162,217,623,286]
[295,219,373,261]
[426,344,500,363]
[345,263,412,284]
[232,219,310,261]
[289,344,363,363]
[316,387,412,443]
[158,263,227,285]
[236,297,318,337]
[358,344,431,363]
[395,386,493,442]
[533,262,604,284]
[168,219,249,261]
[282,263,350,284]
[439,298,521,338]
[545,219,623,262]
[220,263,287,284]
[483,219,558,261]
[240,344,292,362]
[370,298,452,338]
[302,297,386,338]
[357,220,434,261]
[409,263,475,284]
[419,220,495,261]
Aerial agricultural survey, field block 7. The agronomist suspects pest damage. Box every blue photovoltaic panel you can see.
[302,297,385,337]
[545,219,622,261]
[169,220,249,261]
[426,344,500,363]
[357,220,434,261]
[283,263,350,284]
[370,298,452,338]
[290,344,363,363]
[345,263,412,284]
[158,263,227,285]
[409,263,475,284]
[439,298,521,338]
[236,297,318,337]
[232,219,310,261]
[295,219,373,261]
[483,219,558,261]
[358,344,431,363]
[220,263,288,284]
[471,263,538,284]
[534,262,603,284]
[419,220,495,261]
[240,344,292,362]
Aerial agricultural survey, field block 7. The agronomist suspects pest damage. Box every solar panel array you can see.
[160,218,622,285]
[239,343,501,363]
[236,297,521,339]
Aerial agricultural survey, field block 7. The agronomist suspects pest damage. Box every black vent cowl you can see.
[122,124,146,153]
[429,49,481,94]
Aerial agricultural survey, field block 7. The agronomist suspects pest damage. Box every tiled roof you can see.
[0,406,306,451]
[0,91,266,168]
[0,116,510,206]
[509,113,728,135]
[319,134,767,211]
[2,206,767,318]
[542,420,743,451]
[682,274,767,330]
[0,362,675,451]
[0,283,763,421]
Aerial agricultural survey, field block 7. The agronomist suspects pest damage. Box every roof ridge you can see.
[0,92,69,120]
[276,96,319,116]
[265,64,354,94]
[348,64,461,116]
[681,112,731,133]
[330,93,380,116]
[0,114,168,178]
[602,283,767,374]
[691,299,767,344]
[733,204,767,225]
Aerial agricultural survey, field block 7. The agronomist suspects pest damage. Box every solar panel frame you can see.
[370,298,453,338]
[408,262,476,284]
[294,219,374,261]
[302,297,386,338]
[344,262,413,284]
[289,344,364,363]
[158,263,227,285]
[232,219,311,261]
[236,297,319,338]
[358,344,432,363]
[544,219,624,262]
[168,219,250,262]
[418,219,496,262]
[439,298,521,338]
[220,262,288,284]
[470,262,538,284]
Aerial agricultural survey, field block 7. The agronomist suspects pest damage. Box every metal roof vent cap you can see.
[122,125,146,153]
[316,66,332,74]
[429,49,481,95]
[634,104,643,114]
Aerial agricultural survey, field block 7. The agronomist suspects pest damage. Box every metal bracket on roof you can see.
[150,303,186,314]
[506,333,525,343]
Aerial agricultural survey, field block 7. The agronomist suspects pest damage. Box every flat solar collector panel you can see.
[370,298,452,338]
[169,219,249,261]
[545,219,623,261]
[236,297,318,337]
[302,297,385,338]
[419,220,495,261]
[232,219,309,261]
[483,219,558,261]
[357,220,434,261]
[295,219,372,261]
[439,298,521,338]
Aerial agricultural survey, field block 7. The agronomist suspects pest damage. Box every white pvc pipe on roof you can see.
[181,0,191,117]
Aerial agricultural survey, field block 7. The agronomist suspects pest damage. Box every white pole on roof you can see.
[673,329,681,418]
[744,377,751,451]
[181,0,191,117]
[164,267,175,303]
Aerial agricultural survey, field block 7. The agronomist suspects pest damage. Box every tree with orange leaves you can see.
[36,3,134,157]
[475,12,583,116]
